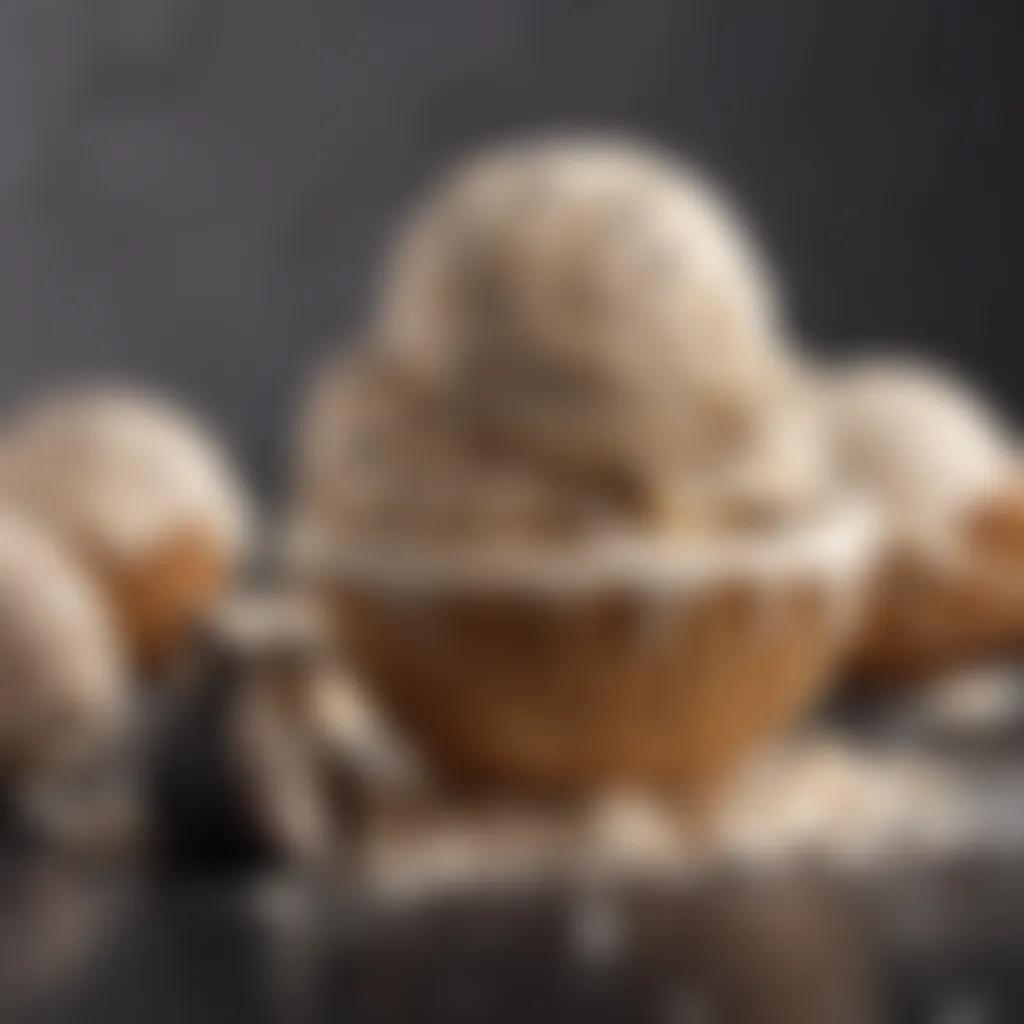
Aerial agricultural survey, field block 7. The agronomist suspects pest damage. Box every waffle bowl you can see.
[854,477,1024,682]
[298,504,877,794]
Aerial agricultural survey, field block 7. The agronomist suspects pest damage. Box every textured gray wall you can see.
[0,0,1021,487]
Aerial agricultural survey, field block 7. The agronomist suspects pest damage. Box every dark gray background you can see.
[0,0,1021,487]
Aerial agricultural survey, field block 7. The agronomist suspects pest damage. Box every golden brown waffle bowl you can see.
[296,505,878,794]
[853,477,1024,683]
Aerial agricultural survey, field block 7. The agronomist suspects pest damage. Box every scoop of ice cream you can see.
[827,359,1015,539]
[296,138,831,551]
[380,138,791,468]
[293,347,602,548]
[0,388,251,561]
[294,344,831,553]
[0,512,126,783]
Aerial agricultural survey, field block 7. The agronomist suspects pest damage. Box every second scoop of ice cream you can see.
[827,359,1016,546]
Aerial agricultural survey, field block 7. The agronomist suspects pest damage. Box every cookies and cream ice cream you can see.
[297,138,833,552]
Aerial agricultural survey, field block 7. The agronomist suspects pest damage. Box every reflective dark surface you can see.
[4,853,1024,1024]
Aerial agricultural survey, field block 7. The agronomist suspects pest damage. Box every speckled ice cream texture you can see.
[297,137,834,551]
[0,387,251,560]
[827,358,1016,544]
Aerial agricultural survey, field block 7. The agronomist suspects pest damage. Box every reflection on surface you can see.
[0,854,129,1024]
[1,855,1023,1023]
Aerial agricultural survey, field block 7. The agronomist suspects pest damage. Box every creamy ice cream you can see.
[827,357,1024,679]
[292,138,878,789]
[382,138,785,399]
[0,512,126,784]
[0,387,250,560]
[0,387,253,667]
[827,359,1015,547]
[297,138,831,552]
